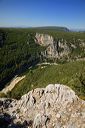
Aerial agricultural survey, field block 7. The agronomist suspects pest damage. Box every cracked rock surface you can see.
[0,84,85,128]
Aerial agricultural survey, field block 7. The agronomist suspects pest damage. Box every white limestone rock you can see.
[0,84,85,128]
[35,33,70,58]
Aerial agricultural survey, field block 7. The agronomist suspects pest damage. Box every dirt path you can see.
[1,75,26,94]
[37,62,58,66]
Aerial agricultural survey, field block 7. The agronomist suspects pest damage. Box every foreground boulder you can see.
[0,84,85,128]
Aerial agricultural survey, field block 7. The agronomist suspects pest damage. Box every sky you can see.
[0,0,85,29]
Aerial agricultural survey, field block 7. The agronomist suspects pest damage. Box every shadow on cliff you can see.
[0,113,32,128]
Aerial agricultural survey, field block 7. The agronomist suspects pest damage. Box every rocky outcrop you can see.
[36,33,53,46]
[35,33,70,58]
[35,33,85,60]
[0,84,85,128]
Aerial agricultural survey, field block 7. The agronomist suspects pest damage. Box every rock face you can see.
[35,33,70,58]
[35,33,85,60]
[0,84,85,128]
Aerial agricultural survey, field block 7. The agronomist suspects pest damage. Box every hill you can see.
[0,28,44,90]
[2,60,84,100]
[0,27,85,93]
[29,26,69,32]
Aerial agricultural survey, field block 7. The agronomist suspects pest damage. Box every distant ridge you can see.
[0,26,70,32]
[29,26,69,32]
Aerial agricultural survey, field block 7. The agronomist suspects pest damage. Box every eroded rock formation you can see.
[0,84,85,128]
[35,33,85,60]
[35,33,70,58]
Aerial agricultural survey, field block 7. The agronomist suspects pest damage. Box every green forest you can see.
[0,28,44,90]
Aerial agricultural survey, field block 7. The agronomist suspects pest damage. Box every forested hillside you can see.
[0,28,44,90]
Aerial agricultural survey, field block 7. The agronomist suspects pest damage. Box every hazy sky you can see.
[0,0,85,29]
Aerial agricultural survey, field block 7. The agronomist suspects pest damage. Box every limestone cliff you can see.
[35,33,70,59]
[0,84,85,128]
[35,33,85,60]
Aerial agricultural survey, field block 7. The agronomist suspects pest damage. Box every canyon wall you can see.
[35,33,70,59]
[35,33,85,60]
